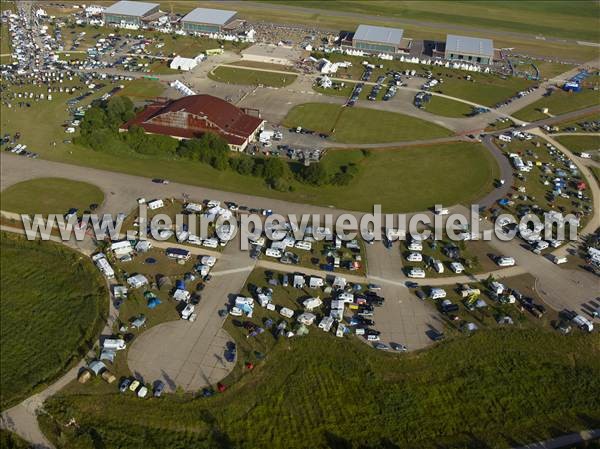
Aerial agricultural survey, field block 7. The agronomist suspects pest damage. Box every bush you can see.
[298,163,329,186]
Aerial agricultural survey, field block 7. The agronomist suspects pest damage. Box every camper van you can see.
[406,252,423,262]
[408,242,423,252]
[294,240,312,251]
[552,255,568,265]
[280,307,294,318]
[499,134,512,143]
[407,268,426,278]
[103,338,126,350]
[265,248,282,258]
[202,238,218,249]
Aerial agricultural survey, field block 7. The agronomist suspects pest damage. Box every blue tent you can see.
[147,297,162,309]
[498,198,510,206]
[176,280,185,290]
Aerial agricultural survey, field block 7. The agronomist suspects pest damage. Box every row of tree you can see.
[76,96,360,191]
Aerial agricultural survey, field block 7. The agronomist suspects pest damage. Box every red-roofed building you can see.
[121,94,265,151]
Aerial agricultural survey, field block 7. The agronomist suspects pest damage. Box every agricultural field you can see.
[0,232,108,409]
[282,103,454,143]
[421,96,474,118]
[512,77,600,122]
[40,323,600,448]
[0,177,104,216]
[208,66,298,87]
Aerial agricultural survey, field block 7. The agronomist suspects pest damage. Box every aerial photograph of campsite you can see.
[0,1,599,448]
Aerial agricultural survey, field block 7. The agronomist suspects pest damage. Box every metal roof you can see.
[181,7,237,26]
[104,1,158,17]
[446,34,494,57]
[353,24,403,46]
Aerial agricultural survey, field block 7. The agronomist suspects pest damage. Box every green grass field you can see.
[0,233,108,409]
[555,135,600,153]
[512,79,600,122]
[422,96,475,118]
[1,178,104,216]
[209,66,298,87]
[282,103,454,143]
[40,325,600,448]
[115,78,165,99]
[0,24,11,55]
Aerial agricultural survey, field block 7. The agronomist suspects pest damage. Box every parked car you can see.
[153,380,165,397]
[119,378,131,393]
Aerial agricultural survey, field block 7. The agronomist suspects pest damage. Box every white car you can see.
[449,262,464,274]
[407,268,426,278]
[406,252,423,262]
[496,256,515,267]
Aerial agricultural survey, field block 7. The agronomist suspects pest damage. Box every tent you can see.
[147,297,162,309]
[132,315,147,329]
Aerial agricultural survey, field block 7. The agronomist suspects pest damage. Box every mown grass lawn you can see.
[555,135,600,153]
[0,233,108,409]
[209,66,297,87]
[0,177,104,216]
[512,79,600,122]
[282,103,454,143]
[41,324,600,449]
[115,78,165,99]
[422,95,474,118]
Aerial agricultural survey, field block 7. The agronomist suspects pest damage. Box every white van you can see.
[265,248,282,258]
[406,252,423,262]
[552,255,567,265]
[430,288,447,300]
[337,292,354,303]
[579,152,591,159]
[499,134,512,143]
[294,240,312,251]
[407,268,426,278]
[280,307,294,318]
[496,256,515,267]
[535,241,549,251]
[103,338,126,350]
[450,262,464,274]
[202,238,218,249]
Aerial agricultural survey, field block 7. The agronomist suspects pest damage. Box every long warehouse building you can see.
[181,7,238,34]
[351,24,411,54]
[103,0,160,27]
[444,34,494,64]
